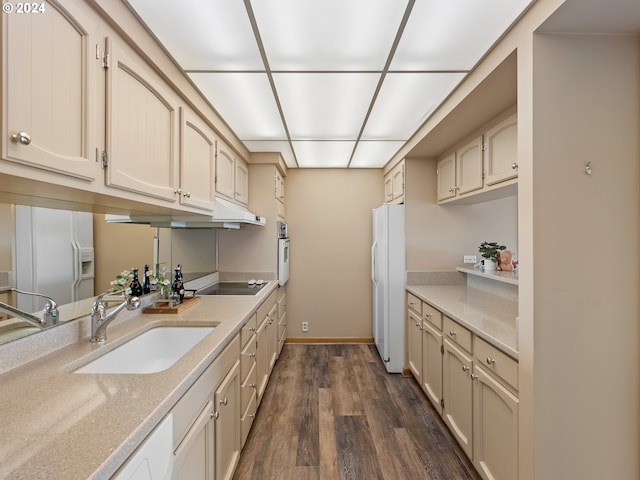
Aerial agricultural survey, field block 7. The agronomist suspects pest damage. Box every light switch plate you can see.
[463,255,477,264]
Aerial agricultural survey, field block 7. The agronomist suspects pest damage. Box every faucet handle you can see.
[126,296,141,311]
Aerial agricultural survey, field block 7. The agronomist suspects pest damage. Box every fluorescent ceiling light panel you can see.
[189,73,286,140]
[251,0,409,70]
[127,0,263,70]
[243,140,297,168]
[293,141,355,168]
[274,73,380,140]
[363,72,466,140]
[391,0,532,70]
[350,141,405,168]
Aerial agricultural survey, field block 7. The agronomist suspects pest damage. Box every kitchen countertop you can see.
[406,285,518,359]
[0,282,276,480]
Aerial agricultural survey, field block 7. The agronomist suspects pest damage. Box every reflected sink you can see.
[74,326,216,374]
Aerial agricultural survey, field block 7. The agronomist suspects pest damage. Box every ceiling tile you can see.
[188,73,286,140]
[127,0,264,70]
[362,72,466,140]
[273,73,380,140]
[243,140,297,168]
[251,0,409,70]
[292,141,355,168]
[350,141,406,168]
[391,0,532,70]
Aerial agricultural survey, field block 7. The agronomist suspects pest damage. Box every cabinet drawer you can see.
[423,302,442,330]
[241,361,257,413]
[241,394,257,447]
[241,313,257,349]
[474,336,518,391]
[443,316,472,353]
[257,291,277,327]
[241,334,257,379]
[407,292,422,314]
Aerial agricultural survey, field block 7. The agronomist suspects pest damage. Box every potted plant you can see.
[478,241,506,271]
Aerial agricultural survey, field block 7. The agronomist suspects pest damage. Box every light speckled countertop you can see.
[406,285,518,359]
[0,282,276,480]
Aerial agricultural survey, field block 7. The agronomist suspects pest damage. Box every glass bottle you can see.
[130,267,143,296]
[172,264,185,303]
[143,264,151,294]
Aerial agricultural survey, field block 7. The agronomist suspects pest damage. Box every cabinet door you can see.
[473,366,519,480]
[383,173,393,202]
[407,310,422,382]
[234,158,249,205]
[173,400,214,480]
[266,304,278,370]
[180,108,215,211]
[275,169,285,203]
[443,339,473,459]
[106,37,179,201]
[456,136,484,196]
[391,161,405,202]
[255,316,269,405]
[422,321,443,415]
[2,0,100,181]
[437,153,456,201]
[484,114,518,186]
[215,361,241,480]
[215,142,235,200]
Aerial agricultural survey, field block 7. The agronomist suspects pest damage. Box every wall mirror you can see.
[0,204,218,345]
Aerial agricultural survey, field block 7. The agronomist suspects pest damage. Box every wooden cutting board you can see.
[142,296,201,314]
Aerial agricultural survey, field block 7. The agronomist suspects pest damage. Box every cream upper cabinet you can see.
[456,136,484,195]
[383,160,405,204]
[275,168,286,203]
[2,0,100,181]
[180,108,216,212]
[105,37,179,202]
[436,152,456,201]
[215,142,249,206]
[484,113,518,186]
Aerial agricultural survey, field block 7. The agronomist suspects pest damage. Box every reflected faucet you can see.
[0,287,59,327]
[90,290,141,343]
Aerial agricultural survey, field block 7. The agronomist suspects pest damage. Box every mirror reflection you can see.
[0,204,218,345]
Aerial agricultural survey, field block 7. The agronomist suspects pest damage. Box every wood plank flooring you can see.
[233,344,481,480]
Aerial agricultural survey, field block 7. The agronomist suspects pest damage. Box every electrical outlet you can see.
[302,322,309,333]
[463,255,477,264]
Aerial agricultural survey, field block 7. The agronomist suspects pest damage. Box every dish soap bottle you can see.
[172,264,185,303]
[143,264,151,294]
[130,267,144,296]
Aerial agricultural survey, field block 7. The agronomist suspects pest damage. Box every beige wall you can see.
[285,169,383,339]
[404,158,518,270]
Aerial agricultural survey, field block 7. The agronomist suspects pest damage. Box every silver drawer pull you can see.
[220,398,228,406]
[462,365,469,372]
[471,373,478,381]
[486,357,496,365]
[449,330,456,337]
[425,313,431,319]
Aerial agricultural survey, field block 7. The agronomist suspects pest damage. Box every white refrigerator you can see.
[371,203,405,373]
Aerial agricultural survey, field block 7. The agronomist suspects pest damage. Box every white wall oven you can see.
[277,221,289,286]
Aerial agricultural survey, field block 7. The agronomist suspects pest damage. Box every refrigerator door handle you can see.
[371,242,377,283]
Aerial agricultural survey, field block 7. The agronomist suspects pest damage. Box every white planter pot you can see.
[483,259,497,271]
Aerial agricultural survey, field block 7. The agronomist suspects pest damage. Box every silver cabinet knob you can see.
[425,313,432,319]
[470,373,479,381]
[211,411,219,420]
[449,330,456,337]
[249,352,256,359]
[220,398,228,406]
[249,326,256,332]
[11,131,31,145]
[174,188,182,195]
[511,163,518,170]
[249,413,256,419]
[486,357,496,365]
[183,191,191,198]
[249,383,256,389]
[462,365,470,372]
[448,187,454,193]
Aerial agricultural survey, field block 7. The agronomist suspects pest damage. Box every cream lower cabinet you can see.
[407,309,423,382]
[240,313,258,447]
[443,335,474,459]
[421,320,443,415]
[2,0,101,182]
[172,335,240,480]
[256,291,277,406]
[276,286,287,357]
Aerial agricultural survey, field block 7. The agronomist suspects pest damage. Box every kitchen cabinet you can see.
[484,113,518,186]
[407,309,423,382]
[172,335,240,480]
[472,337,519,480]
[240,313,257,447]
[216,142,249,206]
[214,360,241,480]
[255,291,277,406]
[421,315,443,415]
[443,325,474,460]
[275,168,286,204]
[383,160,405,203]
[179,107,216,211]
[436,136,483,202]
[2,0,101,182]
[276,285,287,357]
[105,36,180,203]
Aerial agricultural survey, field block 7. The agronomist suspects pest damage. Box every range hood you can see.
[106,197,266,229]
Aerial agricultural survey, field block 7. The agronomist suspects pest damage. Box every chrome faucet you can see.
[90,290,141,343]
[0,286,59,327]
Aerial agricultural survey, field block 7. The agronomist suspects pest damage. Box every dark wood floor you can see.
[233,344,481,480]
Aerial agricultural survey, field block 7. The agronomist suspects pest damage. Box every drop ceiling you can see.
[126,0,532,168]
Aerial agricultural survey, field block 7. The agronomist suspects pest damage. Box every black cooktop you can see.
[198,282,266,296]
